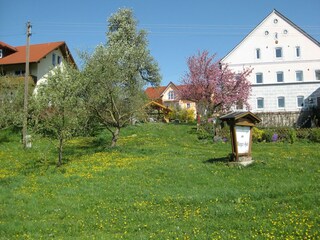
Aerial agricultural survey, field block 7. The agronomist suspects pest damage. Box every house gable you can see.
[220,9,320,119]
[161,82,180,101]
[221,9,320,65]
[145,82,180,101]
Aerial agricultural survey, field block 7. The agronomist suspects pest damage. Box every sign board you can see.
[235,126,250,154]
[220,111,261,163]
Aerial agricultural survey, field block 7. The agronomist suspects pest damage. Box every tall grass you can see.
[0,123,319,239]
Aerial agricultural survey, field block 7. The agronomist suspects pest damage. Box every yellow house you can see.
[145,82,196,116]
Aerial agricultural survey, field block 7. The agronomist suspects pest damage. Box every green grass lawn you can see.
[0,123,319,239]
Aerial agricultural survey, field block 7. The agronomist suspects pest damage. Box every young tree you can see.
[82,8,161,147]
[32,63,83,166]
[0,76,28,131]
[179,50,252,121]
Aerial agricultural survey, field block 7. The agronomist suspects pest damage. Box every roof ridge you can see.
[14,41,65,48]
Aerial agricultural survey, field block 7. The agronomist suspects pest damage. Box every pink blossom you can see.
[179,50,252,116]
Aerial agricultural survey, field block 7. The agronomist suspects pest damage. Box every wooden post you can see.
[23,21,32,148]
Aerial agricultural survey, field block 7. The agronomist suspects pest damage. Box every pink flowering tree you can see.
[179,50,252,125]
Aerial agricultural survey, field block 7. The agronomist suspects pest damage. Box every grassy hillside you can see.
[0,123,319,239]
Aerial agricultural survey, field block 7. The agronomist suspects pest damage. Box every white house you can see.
[221,9,320,126]
[0,41,76,86]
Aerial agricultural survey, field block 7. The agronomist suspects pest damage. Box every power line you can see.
[1,21,319,39]
[33,21,320,28]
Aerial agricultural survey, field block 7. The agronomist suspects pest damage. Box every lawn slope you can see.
[0,123,319,239]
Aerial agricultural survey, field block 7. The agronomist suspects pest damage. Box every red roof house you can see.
[145,82,196,113]
[0,41,75,83]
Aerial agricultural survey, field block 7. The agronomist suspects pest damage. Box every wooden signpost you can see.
[220,112,261,166]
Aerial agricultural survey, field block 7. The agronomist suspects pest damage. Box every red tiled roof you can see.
[0,41,74,65]
[0,41,17,52]
[145,83,188,100]
[145,86,167,100]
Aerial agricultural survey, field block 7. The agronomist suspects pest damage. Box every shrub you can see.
[276,127,289,142]
[262,129,275,142]
[288,128,297,144]
[270,127,296,143]
[183,109,196,122]
[197,124,212,140]
[252,127,264,142]
[309,128,320,143]
[169,108,195,123]
[296,128,310,140]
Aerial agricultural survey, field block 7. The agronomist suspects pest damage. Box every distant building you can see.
[0,41,76,85]
[145,81,196,114]
[221,9,320,126]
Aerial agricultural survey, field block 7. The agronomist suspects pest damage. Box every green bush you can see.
[268,127,296,143]
[252,127,264,142]
[262,129,275,142]
[169,108,195,123]
[253,127,320,143]
[309,128,320,143]
[288,128,297,144]
[197,125,212,140]
[296,128,310,140]
[276,127,288,142]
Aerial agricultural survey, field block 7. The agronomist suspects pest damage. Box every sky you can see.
[1,0,320,86]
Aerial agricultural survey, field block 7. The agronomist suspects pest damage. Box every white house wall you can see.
[161,85,176,102]
[251,82,320,112]
[36,48,64,81]
[221,10,320,113]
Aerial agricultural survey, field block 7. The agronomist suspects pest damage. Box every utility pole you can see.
[23,21,32,148]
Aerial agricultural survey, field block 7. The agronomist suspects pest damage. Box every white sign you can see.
[235,126,250,154]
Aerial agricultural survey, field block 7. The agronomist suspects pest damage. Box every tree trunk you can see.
[196,112,201,131]
[111,127,120,147]
[57,138,63,167]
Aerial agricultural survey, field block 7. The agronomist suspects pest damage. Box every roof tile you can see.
[0,41,66,65]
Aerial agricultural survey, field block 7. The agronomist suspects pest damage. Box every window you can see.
[256,73,263,83]
[277,71,284,82]
[297,96,304,108]
[168,90,175,100]
[315,70,320,80]
[186,103,191,109]
[275,47,282,58]
[257,98,264,109]
[296,71,303,81]
[57,56,62,65]
[52,53,56,66]
[0,49,2,58]
[256,48,261,59]
[278,96,285,108]
[296,46,301,57]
